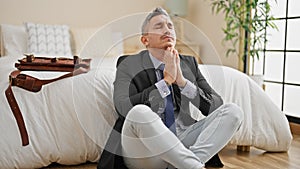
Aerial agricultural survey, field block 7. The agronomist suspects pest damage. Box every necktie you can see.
[158,64,176,135]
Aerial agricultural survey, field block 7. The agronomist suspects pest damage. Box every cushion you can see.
[24,22,72,57]
[0,24,27,57]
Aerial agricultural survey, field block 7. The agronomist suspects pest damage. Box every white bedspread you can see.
[0,56,292,168]
[0,56,118,168]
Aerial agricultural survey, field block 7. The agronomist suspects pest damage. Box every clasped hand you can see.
[163,47,187,87]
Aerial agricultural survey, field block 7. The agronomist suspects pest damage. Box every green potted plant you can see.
[209,0,277,74]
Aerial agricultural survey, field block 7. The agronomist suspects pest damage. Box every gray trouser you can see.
[121,103,243,169]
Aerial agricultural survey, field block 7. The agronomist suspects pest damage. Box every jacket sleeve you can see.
[183,56,223,116]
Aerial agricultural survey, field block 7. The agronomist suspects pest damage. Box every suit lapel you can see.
[141,51,157,85]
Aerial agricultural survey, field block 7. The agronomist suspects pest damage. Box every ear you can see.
[141,35,149,46]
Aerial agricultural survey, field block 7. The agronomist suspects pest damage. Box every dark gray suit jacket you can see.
[98,50,223,169]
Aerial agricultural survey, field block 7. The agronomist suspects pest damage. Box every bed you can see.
[0,23,293,168]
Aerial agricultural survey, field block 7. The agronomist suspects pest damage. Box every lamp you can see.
[165,0,188,17]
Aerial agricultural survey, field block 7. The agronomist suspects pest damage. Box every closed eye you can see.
[167,23,174,29]
[154,22,163,29]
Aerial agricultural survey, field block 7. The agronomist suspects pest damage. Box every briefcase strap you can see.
[5,68,88,146]
[5,85,29,146]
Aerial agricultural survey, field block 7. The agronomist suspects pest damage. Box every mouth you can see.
[161,35,174,41]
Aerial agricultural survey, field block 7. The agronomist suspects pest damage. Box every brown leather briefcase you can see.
[5,54,91,146]
[15,54,91,72]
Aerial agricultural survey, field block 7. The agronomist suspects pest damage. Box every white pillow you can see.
[0,24,27,57]
[24,22,72,57]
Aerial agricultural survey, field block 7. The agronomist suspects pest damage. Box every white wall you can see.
[187,0,239,68]
[0,0,165,26]
[0,0,238,69]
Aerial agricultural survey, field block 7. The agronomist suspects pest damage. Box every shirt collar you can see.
[149,52,163,69]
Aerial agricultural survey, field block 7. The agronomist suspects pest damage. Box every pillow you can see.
[24,22,72,57]
[0,24,27,57]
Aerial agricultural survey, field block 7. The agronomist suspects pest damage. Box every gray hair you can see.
[141,7,170,35]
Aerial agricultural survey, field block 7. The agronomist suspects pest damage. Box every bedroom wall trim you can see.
[286,115,300,125]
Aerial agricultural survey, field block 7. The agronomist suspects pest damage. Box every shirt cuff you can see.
[155,79,171,98]
[180,80,197,99]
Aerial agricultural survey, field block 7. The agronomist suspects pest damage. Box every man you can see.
[98,7,243,169]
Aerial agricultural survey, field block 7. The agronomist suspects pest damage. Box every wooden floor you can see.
[216,134,300,169]
[45,134,300,169]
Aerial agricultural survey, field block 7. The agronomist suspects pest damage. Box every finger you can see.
[166,46,172,52]
[172,48,178,56]
[164,50,175,64]
[173,52,178,64]
[169,48,177,62]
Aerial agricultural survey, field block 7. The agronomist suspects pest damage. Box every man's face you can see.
[143,14,176,49]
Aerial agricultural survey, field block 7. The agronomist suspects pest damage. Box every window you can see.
[250,0,300,123]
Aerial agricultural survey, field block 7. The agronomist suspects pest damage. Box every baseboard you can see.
[289,122,300,135]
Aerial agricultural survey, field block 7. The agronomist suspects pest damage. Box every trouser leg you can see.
[121,104,204,169]
[178,103,243,163]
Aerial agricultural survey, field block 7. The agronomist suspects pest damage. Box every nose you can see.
[164,29,170,35]
[163,25,171,35]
